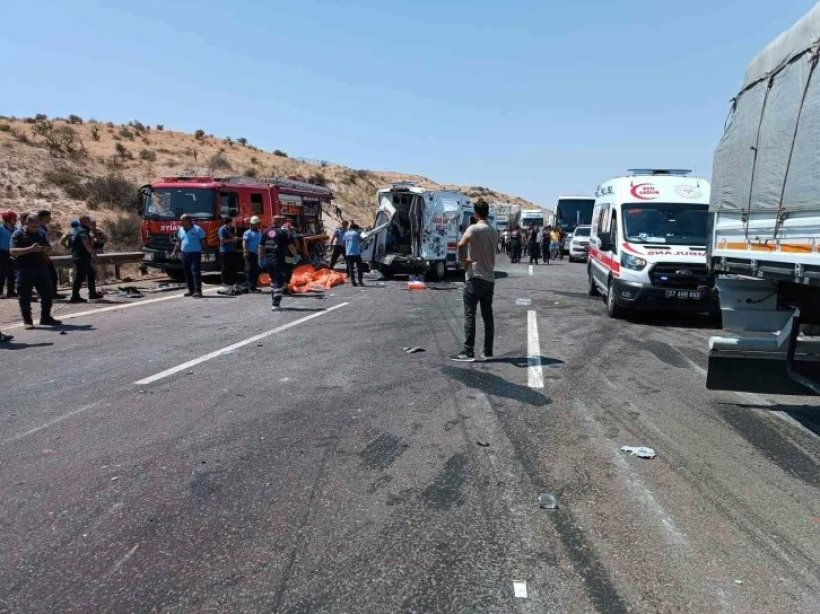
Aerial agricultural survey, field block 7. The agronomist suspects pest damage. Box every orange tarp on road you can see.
[288,264,347,293]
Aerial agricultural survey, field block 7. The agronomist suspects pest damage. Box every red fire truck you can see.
[138,175,332,279]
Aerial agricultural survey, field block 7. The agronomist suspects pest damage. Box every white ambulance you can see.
[587,169,717,318]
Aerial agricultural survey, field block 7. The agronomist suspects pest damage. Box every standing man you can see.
[344,222,364,287]
[170,214,205,298]
[329,221,348,269]
[0,210,17,298]
[37,210,65,300]
[218,216,240,287]
[243,215,263,292]
[541,225,551,264]
[528,228,540,265]
[69,215,102,303]
[10,212,61,329]
[451,200,497,362]
[549,225,562,261]
[262,216,297,311]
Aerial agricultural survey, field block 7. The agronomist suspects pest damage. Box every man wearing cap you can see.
[243,216,263,292]
[170,214,206,298]
[0,210,18,298]
[69,215,102,303]
[262,216,297,311]
[10,212,61,329]
[218,216,240,287]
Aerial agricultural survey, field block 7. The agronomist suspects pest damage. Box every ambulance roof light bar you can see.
[627,169,692,176]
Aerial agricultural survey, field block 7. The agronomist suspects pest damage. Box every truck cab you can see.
[588,170,716,318]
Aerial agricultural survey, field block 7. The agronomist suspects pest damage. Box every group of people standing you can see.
[328,220,365,286]
[0,209,106,341]
[500,225,563,265]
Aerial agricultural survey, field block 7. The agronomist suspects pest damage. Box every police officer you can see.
[262,216,297,311]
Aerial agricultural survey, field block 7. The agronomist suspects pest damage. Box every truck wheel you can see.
[606,279,627,319]
[426,260,446,281]
[587,269,599,296]
[379,265,394,280]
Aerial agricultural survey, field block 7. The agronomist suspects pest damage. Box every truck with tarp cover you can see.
[706,4,820,396]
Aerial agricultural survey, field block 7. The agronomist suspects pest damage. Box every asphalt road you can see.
[1,259,818,613]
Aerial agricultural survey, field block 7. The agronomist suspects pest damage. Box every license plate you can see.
[665,289,702,299]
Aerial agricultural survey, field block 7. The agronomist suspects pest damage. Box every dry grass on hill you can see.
[0,114,541,251]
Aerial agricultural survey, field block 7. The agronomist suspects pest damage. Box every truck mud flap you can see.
[707,353,820,396]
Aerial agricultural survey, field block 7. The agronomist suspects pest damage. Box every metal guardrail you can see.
[50,252,144,284]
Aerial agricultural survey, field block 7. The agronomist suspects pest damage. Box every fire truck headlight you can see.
[620,253,647,271]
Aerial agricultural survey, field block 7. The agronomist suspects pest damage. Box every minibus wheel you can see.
[587,268,599,296]
[606,279,626,319]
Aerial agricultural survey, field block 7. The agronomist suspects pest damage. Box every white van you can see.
[587,170,717,318]
[361,183,474,280]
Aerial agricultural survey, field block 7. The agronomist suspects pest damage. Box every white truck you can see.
[520,209,545,231]
[360,182,474,280]
[706,4,820,396]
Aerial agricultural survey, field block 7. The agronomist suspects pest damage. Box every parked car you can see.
[566,225,591,262]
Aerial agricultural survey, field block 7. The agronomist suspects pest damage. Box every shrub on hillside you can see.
[68,114,83,125]
[118,127,135,140]
[0,124,10,132]
[106,122,115,128]
[115,143,132,160]
[273,149,288,157]
[250,156,259,165]
[33,120,84,157]
[244,167,258,178]
[44,167,90,200]
[129,120,147,133]
[237,137,248,146]
[106,215,141,249]
[139,149,157,162]
[90,125,100,141]
[87,174,138,210]
[156,124,164,131]
[207,151,232,174]
[195,129,205,140]
[11,128,30,144]
[35,113,48,121]
[307,172,328,187]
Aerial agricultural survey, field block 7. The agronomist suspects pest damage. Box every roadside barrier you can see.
[49,252,144,285]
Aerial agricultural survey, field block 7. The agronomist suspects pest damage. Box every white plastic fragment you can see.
[620,446,657,459]
[515,298,532,306]
[513,581,528,598]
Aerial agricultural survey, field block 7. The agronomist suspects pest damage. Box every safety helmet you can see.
[250,215,261,225]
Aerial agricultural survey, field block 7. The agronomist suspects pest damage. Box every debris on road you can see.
[402,347,425,354]
[515,298,532,305]
[620,446,657,459]
[513,581,528,598]
[364,270,385,281]
[117,286,145,299]
[408,280,427,291]
[538,492,559,509]
[476,440,490,447]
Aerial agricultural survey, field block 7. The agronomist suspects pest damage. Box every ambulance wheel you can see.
[587,269,599,297]
[606,279,627,319]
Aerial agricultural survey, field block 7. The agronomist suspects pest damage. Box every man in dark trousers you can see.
[9,212,61,329]
[69,215,101,303]
[451,200,497,362]
[170,214,206,298]
[329,221,348,269]
[344,222,364,287]
[37,210,65,300]
[262,216,297,311]
[243,215,263,292]
[218,216,240,287]
[0,210,18,298]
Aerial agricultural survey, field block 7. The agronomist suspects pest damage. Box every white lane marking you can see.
[527,310,544,389]
[135,303,349,385]
[2,288,223,330]
[513,581,528,598]
[109,544,139,575]
[3,401,104,444]
[528,264,533,276]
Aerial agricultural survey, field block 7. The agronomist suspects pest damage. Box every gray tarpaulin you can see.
[711,3,820,214]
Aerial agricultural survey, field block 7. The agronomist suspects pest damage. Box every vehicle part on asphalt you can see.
[515,298,532,305]
[620,446,656,459]
[538,492,559,509]
[476,440,490,447]
[402,347,426,354]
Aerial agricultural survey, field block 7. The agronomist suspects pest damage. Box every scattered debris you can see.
[513,581,528,598]
[538,492,559,509]
[110,477,119,482]
[59,331,67,335]
[402,347,425,354]
[734,580,744,586]
[476,440,490,447]
[117,286,144,299]
[515,298,532,306]
[408,280,427,291]
[364,270,385,281]
[620,445,657,459]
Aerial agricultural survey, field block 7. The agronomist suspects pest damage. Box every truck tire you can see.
[606,278,627,319]
[426,260,446,282]
[379,264,394,280]
[588,268,599,297]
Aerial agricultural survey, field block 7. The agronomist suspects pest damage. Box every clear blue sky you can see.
[2,0,816,206]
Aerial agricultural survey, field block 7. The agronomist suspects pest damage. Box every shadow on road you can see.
[0,341,55,350]
[625,311,721,330]
[442,365,550,407]
[484,355,565,368]
[42,324,95,332]
[732,403,820,437]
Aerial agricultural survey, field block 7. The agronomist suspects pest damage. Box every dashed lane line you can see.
[135,302,349,385]
[527,310,544,389]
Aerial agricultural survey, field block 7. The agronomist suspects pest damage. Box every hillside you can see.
[0,115,541,249]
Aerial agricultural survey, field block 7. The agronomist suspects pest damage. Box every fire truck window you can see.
[250,193,264,216]
[220,192,239,217]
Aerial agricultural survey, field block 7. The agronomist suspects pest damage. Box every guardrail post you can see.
[114,264,121,279]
